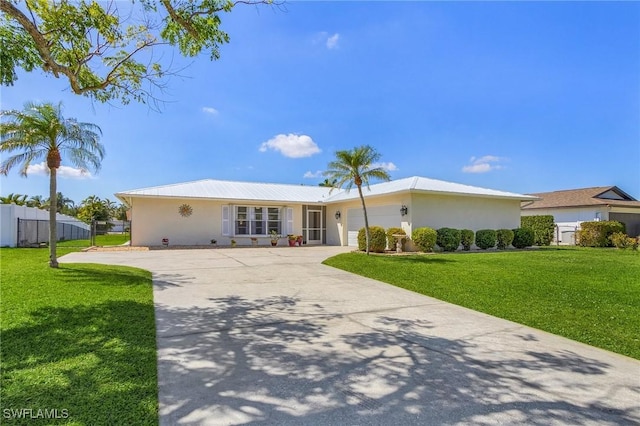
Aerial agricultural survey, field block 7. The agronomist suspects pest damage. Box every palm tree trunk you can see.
[49,168,58,268]
[357,185,370,255]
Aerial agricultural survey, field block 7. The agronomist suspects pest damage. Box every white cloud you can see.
[202,106,219,115]
[462,155,507,174]
[259,134,321,158]
[303,170,324,179]
[372,162,398,172]
[26,162,93,179]
[326,33,340,49]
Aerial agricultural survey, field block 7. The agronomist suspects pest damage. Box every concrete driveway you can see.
[60,247,640,425]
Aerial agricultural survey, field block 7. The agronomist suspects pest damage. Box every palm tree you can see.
[324,145,391,255]
[318,178,337,188]
[47,192,75,214]
[0,193,27,205]
[27,195,46,208]
[0,101,104,268]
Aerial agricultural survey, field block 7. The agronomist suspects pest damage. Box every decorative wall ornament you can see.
[178,203,193,217]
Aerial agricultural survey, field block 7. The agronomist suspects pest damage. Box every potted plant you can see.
[250,237,258,247]
[270,230,280,246]
[287,234,297,247]
[231,239,236,247]
[210,239,217,245]
[296,235,303,246]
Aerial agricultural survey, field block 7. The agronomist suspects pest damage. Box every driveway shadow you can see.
[155,296,638,425]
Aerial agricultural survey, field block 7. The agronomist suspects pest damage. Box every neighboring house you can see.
[115,176,537,248]
[521,186,640,243]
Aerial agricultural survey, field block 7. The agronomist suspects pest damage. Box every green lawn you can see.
[0,248,157,425]
[324,247,640,360]
[57,233,130,248]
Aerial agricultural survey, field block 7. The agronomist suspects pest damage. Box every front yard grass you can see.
[57,233,130,248]
[0,248,157,425]
[323,247,640,360]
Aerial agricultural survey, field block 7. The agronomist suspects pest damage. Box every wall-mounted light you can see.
[335,211,341,220]
[400,205,408,216]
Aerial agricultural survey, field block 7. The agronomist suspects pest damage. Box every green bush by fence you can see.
[521,215,555,246]
[577,221,626,247]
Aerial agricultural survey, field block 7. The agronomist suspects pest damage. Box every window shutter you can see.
[222,205,230,236]
[285,207,294,235]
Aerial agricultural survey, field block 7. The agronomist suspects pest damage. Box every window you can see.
[267,208,281,234]
[234,206,281,235]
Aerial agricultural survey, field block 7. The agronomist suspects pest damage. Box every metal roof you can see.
[323,176,538,202]
[116,179,333,204]
[115,176,537,204]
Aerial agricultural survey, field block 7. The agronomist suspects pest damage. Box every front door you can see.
[307,209,322,244]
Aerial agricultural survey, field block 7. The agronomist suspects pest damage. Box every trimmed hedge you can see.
[386,227,406,250]
[521,215,555,246]
[460,229,474,251]
[436,227,461,252]
[512,228,534,249]
[412,227,437,252]
[496,229,514,250]
[577,221,626,247]
[357,226,387,253]
[475,229,496,250]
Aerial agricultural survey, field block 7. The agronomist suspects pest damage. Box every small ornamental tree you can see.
[436,227,461,252]
[512,228,534,249]
[460,229,474,251]
[412,227,437,252]
[496,229,515,250]
[475,229,497,250]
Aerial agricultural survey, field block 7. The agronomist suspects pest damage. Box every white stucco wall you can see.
[130,197,306,246]
[410,193,522,232]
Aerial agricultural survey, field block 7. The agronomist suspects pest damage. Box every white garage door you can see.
[347,205,401,247]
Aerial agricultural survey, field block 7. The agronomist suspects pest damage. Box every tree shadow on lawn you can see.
[1,300,158,425]
[155,296,639,425]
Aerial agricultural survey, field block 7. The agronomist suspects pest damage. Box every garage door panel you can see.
[347,205,401,246]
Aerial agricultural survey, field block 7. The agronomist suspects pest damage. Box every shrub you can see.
[521,215,555,246]
[412,227,437,252]
[436,227,461,252]
[512,228,534,249]
[475,229,496,250]
[608,232,638,250]
[496,229,515,250]
[386,227,406,250]
[577,221,626,247]
[357,226,387,253]
[460,229,474,251]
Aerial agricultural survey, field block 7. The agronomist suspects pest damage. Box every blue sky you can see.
[1,1,639,205]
